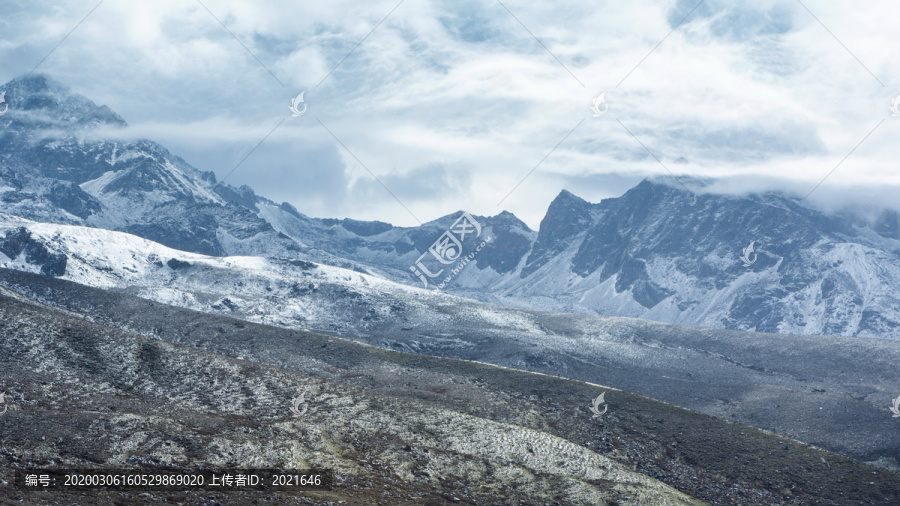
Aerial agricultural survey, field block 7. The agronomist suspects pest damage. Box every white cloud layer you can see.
[1,0,898,228]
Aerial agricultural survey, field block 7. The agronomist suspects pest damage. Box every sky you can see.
[0,0,898,229]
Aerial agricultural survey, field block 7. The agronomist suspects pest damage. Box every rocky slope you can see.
[9,214,900,458]
[3,217,900,467]
[3,281,900,504]
[0,285,698,505]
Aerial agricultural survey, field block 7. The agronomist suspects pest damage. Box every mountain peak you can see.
[1,73,126,127]
[493,210,530,229]
[544,189,595,221]
[552,189,589,204]
[6,73,64,93]
[520,188,599,276]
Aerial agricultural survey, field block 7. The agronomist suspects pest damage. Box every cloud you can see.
[669,0,795,40]
[352,162,474,204]
[1,0,898,229]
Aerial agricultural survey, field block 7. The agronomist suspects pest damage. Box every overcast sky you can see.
[1,0,898,228]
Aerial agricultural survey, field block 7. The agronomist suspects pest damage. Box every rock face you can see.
[3,280,900,505]
[2,72,900,340]
[483,178,900,340]
[0,226,66,276]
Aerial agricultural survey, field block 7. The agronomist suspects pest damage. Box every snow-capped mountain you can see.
[0,74,532,280]
[3,74,900,339]
[473,181,900,339]
[279,178,900,339]
[0,212,426,334]
[0,74,304,258]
